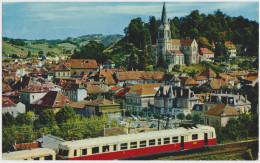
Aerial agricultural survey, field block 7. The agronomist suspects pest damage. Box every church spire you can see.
[161,2,168,24]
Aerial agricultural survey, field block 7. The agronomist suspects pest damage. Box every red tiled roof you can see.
[85,98,120,107]
[219,74,234,80]
[30,68,40,74]
[204,104,239,116]
[171,39,194,46]
[2,83,12,93]
[200,48,214,55]
[32,91,74,108]
[54,64,70,71]
[129,87,157,95]
[179,77,199,86]
[21,85,48,93]
[169,50,184,55]
[109,86,122,91]
[115,71,164,81]
[244,76,258,82]
[172,39,181,45]
[61,59,99,69]
[13,142,39,151]
[193,76,208,81]
[87,85,105,94]
[114,87,131,97]
[2,97,16,107]
[200,68,217,78]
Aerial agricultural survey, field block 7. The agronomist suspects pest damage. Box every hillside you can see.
[2,34,123,56]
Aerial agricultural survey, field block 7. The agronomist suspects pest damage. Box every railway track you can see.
[155,139,258,160]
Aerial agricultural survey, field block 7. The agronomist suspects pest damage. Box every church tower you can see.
[156,2,171,62]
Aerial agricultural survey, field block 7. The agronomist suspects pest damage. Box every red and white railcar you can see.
[57,125,217,160]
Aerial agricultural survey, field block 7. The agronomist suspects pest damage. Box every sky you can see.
[2,1,259,40]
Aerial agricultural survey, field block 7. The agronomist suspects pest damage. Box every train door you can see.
[181,136,184,150]
[204,133,208,147]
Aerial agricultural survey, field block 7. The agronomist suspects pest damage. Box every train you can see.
[3,125,217,160]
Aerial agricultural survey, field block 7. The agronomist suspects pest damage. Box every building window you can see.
[140,140,146,148]
[82,149,87,155]
[92,147,99,154]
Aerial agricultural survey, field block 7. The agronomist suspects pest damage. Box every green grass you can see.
[196,153,245,160]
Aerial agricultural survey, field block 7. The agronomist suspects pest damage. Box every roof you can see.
[62,83,85,90]
[179,77,199,86]
[129,87,158,96]
[85,98,120,107]
[103,127,125,137]
[113,87,131,97]
[162,74,181,82]
[169,50,184,55]
[54,64,70,71]
[2,83,12,93]
[219,74,234,80]
[58,125,215,150]
[32,91,74,108]
[69,100,90,109]
[34,134,65,151]
[21,85,48,93]
[2,148,56,160]
[30,68,40,74]
[87,85,105,94]
[200,68,217,78]
[171,39,194,46]
[2,97,16,107]
[193,76,208,81]
[115,71,164,81]
[71,70,93,77]
[109,86,122,92]
[225,41,236,50]
[204,104,239,116]
[200,48,214,55]
[60,59,99,69]
[205,78,232,90]
[228,71,247,77]
[244,76,258,82]
[13,142,39,151]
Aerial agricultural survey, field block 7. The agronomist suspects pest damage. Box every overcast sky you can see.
[2,1,259,40]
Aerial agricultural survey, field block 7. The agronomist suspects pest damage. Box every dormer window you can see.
[66,100,69,104]
[56,101,59,105]
[4,100,8,104]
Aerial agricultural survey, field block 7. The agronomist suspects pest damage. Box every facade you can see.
[241,76,258,87]
[61,83,87,102]
[225,41,237,58]
[60,59,99,72]
[154,86,200,116]
[53,64,70,79]
[204,104,239,127]
[202,93,251,114]
[199,48,214,62]
[156,3,199,71]
[193,76,208,86]
[2,97,26,117]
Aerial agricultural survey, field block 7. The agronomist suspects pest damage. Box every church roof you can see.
[169,50,184,55]
[161,2,168,24]
[171,39,194,46]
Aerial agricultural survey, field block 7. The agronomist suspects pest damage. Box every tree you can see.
[192,114,201,124]
[110,120,118,128]
[15,113,32,126]
[39,109,56,125]
[3,113,16,127]
[56,106,76,123]
[139,111,145,117]
[186,114,192,120]
[27,111,35,117]
[177,113,185,121]
[28,51,32,58]
[149,16,158,44]
[138,43,150,70]
[157,52,168,69]
[38,51,44,55]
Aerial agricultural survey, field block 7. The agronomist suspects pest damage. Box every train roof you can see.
[59,125,215,150]
[2,148,56,160]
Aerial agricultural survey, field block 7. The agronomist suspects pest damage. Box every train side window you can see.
[172,136,178,143]
[158,138,161,145]
[120,143,128,150]
[34,157,40,160]
[114,145,117,151]
[102,145,110,153]
[149,139,155,146]
[74,150,77,156]
[44,155,53,160]
[82,149,87,155]
[140,140,146,148]
[130,142,137,149]
[164,137,170,144]
[63,150,69,156]
[192,134,198,140]
[58,149,62,155]
[212,132,213,138]
[92,147,99,154]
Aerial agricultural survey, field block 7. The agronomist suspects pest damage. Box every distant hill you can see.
[2,34,123,56]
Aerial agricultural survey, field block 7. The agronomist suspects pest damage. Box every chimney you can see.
[226,96,229,104]
[245,94,247,103]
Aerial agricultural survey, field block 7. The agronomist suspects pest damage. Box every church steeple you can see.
[161,2,168,24]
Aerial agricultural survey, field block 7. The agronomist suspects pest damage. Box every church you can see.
[156,3,199,72]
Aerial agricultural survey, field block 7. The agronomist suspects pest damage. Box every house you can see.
[53,64,70,79]
[125,87,159,113]
[113,71,164,86]
[60,59,99,72]
[20,85,48,111]
[61,83,87,102]
[193,76,208,86]
[199,68,217,80]
[97,69,117,91]
[70,70,93,79]
[70,100,90,116]
[2,91,20,104]
[204,104,239,127]
[103,59,116,69]
[86,85,105,96]
[31,91,74,115]
[199,48,214,62]
[218,74,235,87]
[202,93,251,114]
[191,103,205,122]
[241,76,258,87]
[154,86,200,116]
[203,78,232,93]
[228,71,247,79]
[84,98,122,121]
[2,97,26,117]
[225,41,237,58]
[161,74,181,87]
[179,77,199,88]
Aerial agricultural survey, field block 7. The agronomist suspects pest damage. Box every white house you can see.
[2,97,26,117]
